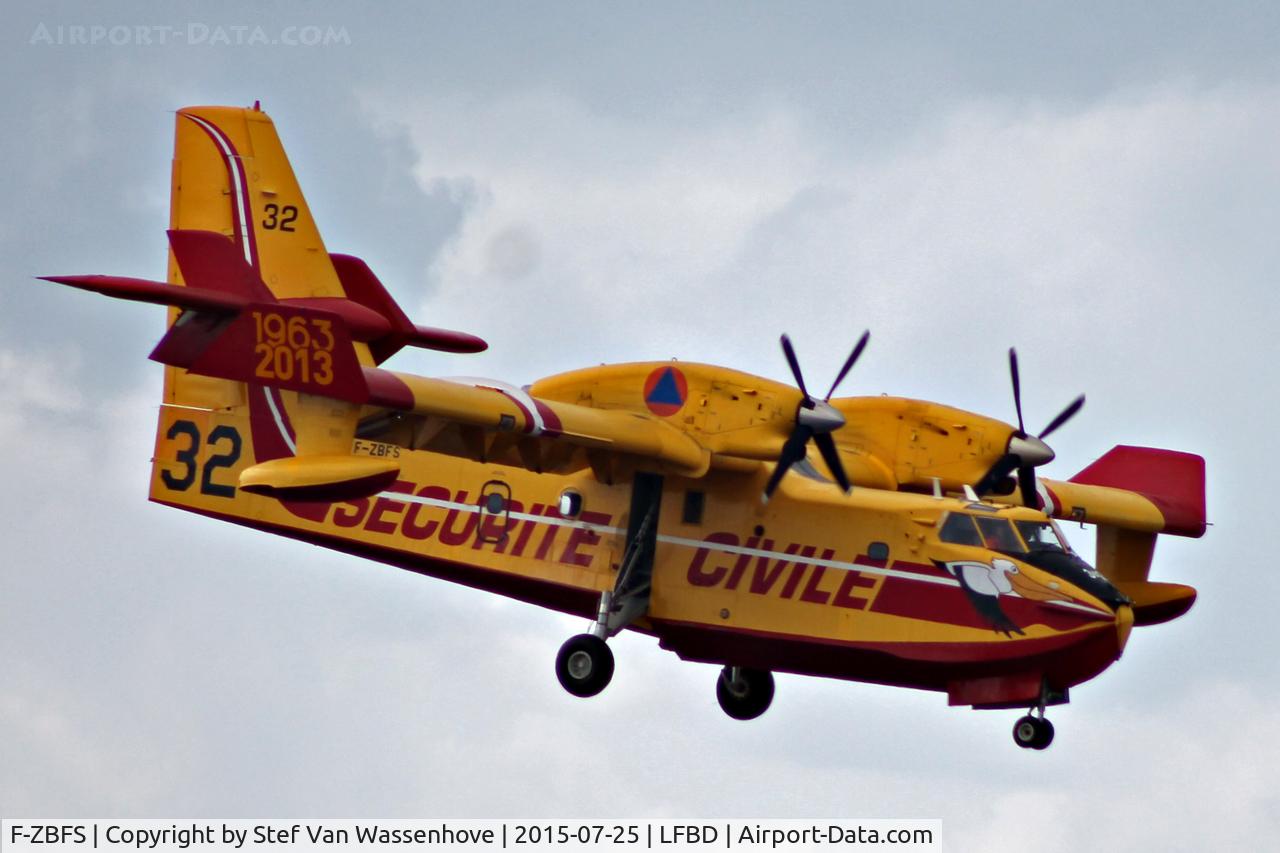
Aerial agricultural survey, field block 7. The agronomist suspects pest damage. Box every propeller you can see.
[762,331,870,501]
[974,348,1084,508]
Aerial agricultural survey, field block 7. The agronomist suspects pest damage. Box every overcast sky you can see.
[4,2,1279,849]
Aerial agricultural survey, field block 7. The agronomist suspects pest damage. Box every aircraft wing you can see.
[357,371,714,478]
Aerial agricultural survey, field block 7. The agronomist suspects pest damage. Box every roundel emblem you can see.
[643,366,688,417]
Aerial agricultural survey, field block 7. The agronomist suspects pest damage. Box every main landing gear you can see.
[555,474,659,702]
[550,474,779,722]
[555,634,614,697]
[716,666,775,720]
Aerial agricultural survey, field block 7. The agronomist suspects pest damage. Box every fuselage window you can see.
[558,490,583,519]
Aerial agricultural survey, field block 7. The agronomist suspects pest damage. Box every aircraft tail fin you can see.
[43,103,487,394]
[168,105,485,358]
[171,105,343,302]
[40,103,488,503]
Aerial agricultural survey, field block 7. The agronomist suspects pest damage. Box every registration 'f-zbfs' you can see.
[44,103,1207,750]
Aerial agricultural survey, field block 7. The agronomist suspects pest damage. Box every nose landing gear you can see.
[1012,713,1054,749]
[1011,678,1060,750]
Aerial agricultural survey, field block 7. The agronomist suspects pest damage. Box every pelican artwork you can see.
[936,559,1073,636]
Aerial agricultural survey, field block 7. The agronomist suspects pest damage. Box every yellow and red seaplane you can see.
[43,104,1206,750]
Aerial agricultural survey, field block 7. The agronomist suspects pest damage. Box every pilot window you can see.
[975,516,1026,552]
[939,513,982,546]
[1015,520,1067,552]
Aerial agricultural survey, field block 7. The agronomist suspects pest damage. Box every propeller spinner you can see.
[762,331,870,502]
[973,348,1084,508]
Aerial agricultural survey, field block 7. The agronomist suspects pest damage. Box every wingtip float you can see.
[42,103,1207,751]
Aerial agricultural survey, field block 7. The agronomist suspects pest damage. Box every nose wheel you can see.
[1012,680,1060,749]
[1012,714,1055,750]
[555,634,615,698]
[716,666,775,720]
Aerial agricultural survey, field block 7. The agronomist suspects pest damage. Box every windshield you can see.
[974,516,1026,552]
[939,512,1027,553]
[939,512,982,546]
[1015,520,1068,553]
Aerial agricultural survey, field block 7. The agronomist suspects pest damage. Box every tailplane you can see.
[40,102,488,502]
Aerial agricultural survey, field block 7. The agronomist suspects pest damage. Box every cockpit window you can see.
[974,516,1026,553]
[939,513,982,546]
[940,512,1033,553]
[1015,520,1067,553]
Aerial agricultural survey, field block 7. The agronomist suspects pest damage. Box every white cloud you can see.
[367,82,1280,428]
[955,680,1280,851]
[0,347,89,449]
[0,347,85,414]
[362,89,819,373]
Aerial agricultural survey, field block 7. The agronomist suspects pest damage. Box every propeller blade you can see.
[1017,464,1039,509]
[824,330,871,401]
[974,350,1084,504]
[762,426,813,500]
[974,453,1019,497]
[1008,348,1026,435]
[780,334,810,401]
[1039,394,1085,440]
[814,433,852,493]
[771,331,870,500]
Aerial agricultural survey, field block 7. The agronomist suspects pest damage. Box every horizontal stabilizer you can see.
[239,455,400,502]
[38,274,247,314]
[330,253,488,359]
[181,302,370,402]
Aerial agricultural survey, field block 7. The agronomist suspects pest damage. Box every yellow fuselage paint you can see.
[149,394,1124,698]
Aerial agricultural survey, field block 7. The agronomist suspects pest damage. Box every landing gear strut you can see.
[554,474,660,700]
[716,666,775,720]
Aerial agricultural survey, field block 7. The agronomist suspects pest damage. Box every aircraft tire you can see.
[555,634,614,698]
[716,666,775,720]
[1031,717,1055,750]
[1012,715,1054,750]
